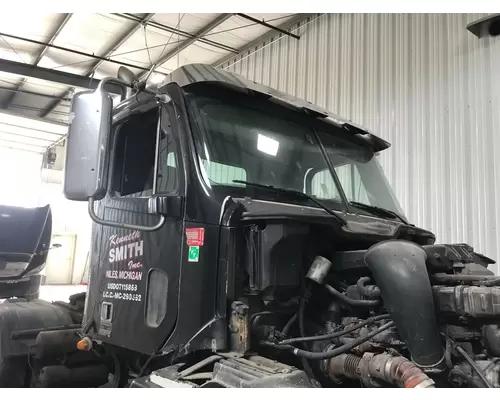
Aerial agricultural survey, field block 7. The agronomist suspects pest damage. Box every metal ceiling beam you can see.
[0,86,72,102]
[89,13,156,73]
[115,13,239,54]
[0,143,45,154]
[236,14,300,40]
[0,138,47,149]
[1,13,73,109]
[0,120,64,136]
[10,104,68,117]
[0,58,123,95]
[0,31,150,73]
[213,13,315,68]
[138,13,235,80]
[40,13,156,118]
[0,131,54,146]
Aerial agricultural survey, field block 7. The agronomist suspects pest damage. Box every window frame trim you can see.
[106,101,183,201]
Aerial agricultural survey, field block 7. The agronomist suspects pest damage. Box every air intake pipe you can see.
[364,240,444,370]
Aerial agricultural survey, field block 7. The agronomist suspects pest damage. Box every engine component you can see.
[130,355,314,388]
[278,314,390,345]
[337,317,405,352]
[424,243,495,272]
[331,243,495,274]
[471,361,500,388]
[262,321,395,360]
[306,256,332,285]
[356,277,381,298]
[364,240,444,369]
[445,325,481,342]
[432,274,500,286]
[433,285,500,318]
[452,342,493,388]
[209,355,314,387]
[325,352,435,388]
[449,361,500,388]
[483,324,500,357]
[299,258,322,386]
[228,301,250,354]
[324,284,380,307]
[39,364,109,388]
[246,224,308,292]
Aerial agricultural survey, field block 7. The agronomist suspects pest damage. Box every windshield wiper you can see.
[233,180,347,226]
[349,201,408,225]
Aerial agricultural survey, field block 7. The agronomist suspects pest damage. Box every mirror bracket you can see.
[148,196,168,215]
[88,198,166,232]
[148,196,183,218]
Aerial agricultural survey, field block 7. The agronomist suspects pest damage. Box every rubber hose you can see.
[356,277,381,298]
[282,313,298,336]
[325,284,380,307]
[262,321,394,360]
[298,289,316,383]
[279,314,390,345]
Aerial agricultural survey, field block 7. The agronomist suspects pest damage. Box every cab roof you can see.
[115,63,391,153]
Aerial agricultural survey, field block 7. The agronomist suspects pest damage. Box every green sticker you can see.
[188,246,199,262]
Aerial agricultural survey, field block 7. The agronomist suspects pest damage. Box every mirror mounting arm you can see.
[98,77,133,102]
[88,198,166,232]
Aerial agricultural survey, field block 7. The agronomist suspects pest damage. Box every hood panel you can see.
[0,204,52,279]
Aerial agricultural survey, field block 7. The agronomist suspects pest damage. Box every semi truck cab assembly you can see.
[0,63,499,388]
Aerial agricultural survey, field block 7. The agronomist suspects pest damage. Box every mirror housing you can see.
[63,70,168,232]
[118,66,140,98]
[117,66,139,87]
[63,87,114,201]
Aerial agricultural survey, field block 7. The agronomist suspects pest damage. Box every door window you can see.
[111,108,158,197]
[111,104,179,197]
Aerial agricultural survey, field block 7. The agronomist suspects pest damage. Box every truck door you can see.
[86,101,185,355]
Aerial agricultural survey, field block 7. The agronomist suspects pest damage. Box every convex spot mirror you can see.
[117,66,139,87]
[63,88,113,202]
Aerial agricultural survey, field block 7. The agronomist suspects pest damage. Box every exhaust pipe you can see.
[364,240,444,369]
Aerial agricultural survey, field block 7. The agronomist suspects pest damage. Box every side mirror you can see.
[63,70,167,232]
[63,87,113,201]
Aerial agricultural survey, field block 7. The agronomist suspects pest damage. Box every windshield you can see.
[186,91,406,220]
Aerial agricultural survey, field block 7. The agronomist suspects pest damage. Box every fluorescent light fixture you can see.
[257,134,279,156]
[0,111,66,154]
[0,110,66,137]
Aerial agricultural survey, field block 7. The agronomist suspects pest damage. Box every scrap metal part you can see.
[130,355,314,388]
[325,352,435,388]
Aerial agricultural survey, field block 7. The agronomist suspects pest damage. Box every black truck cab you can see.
[67,64,434,358]
[2,63,498,389]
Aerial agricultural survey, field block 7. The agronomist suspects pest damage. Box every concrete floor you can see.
[39,284,87,302]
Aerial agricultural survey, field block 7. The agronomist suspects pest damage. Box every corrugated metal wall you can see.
[222,13,500,271]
